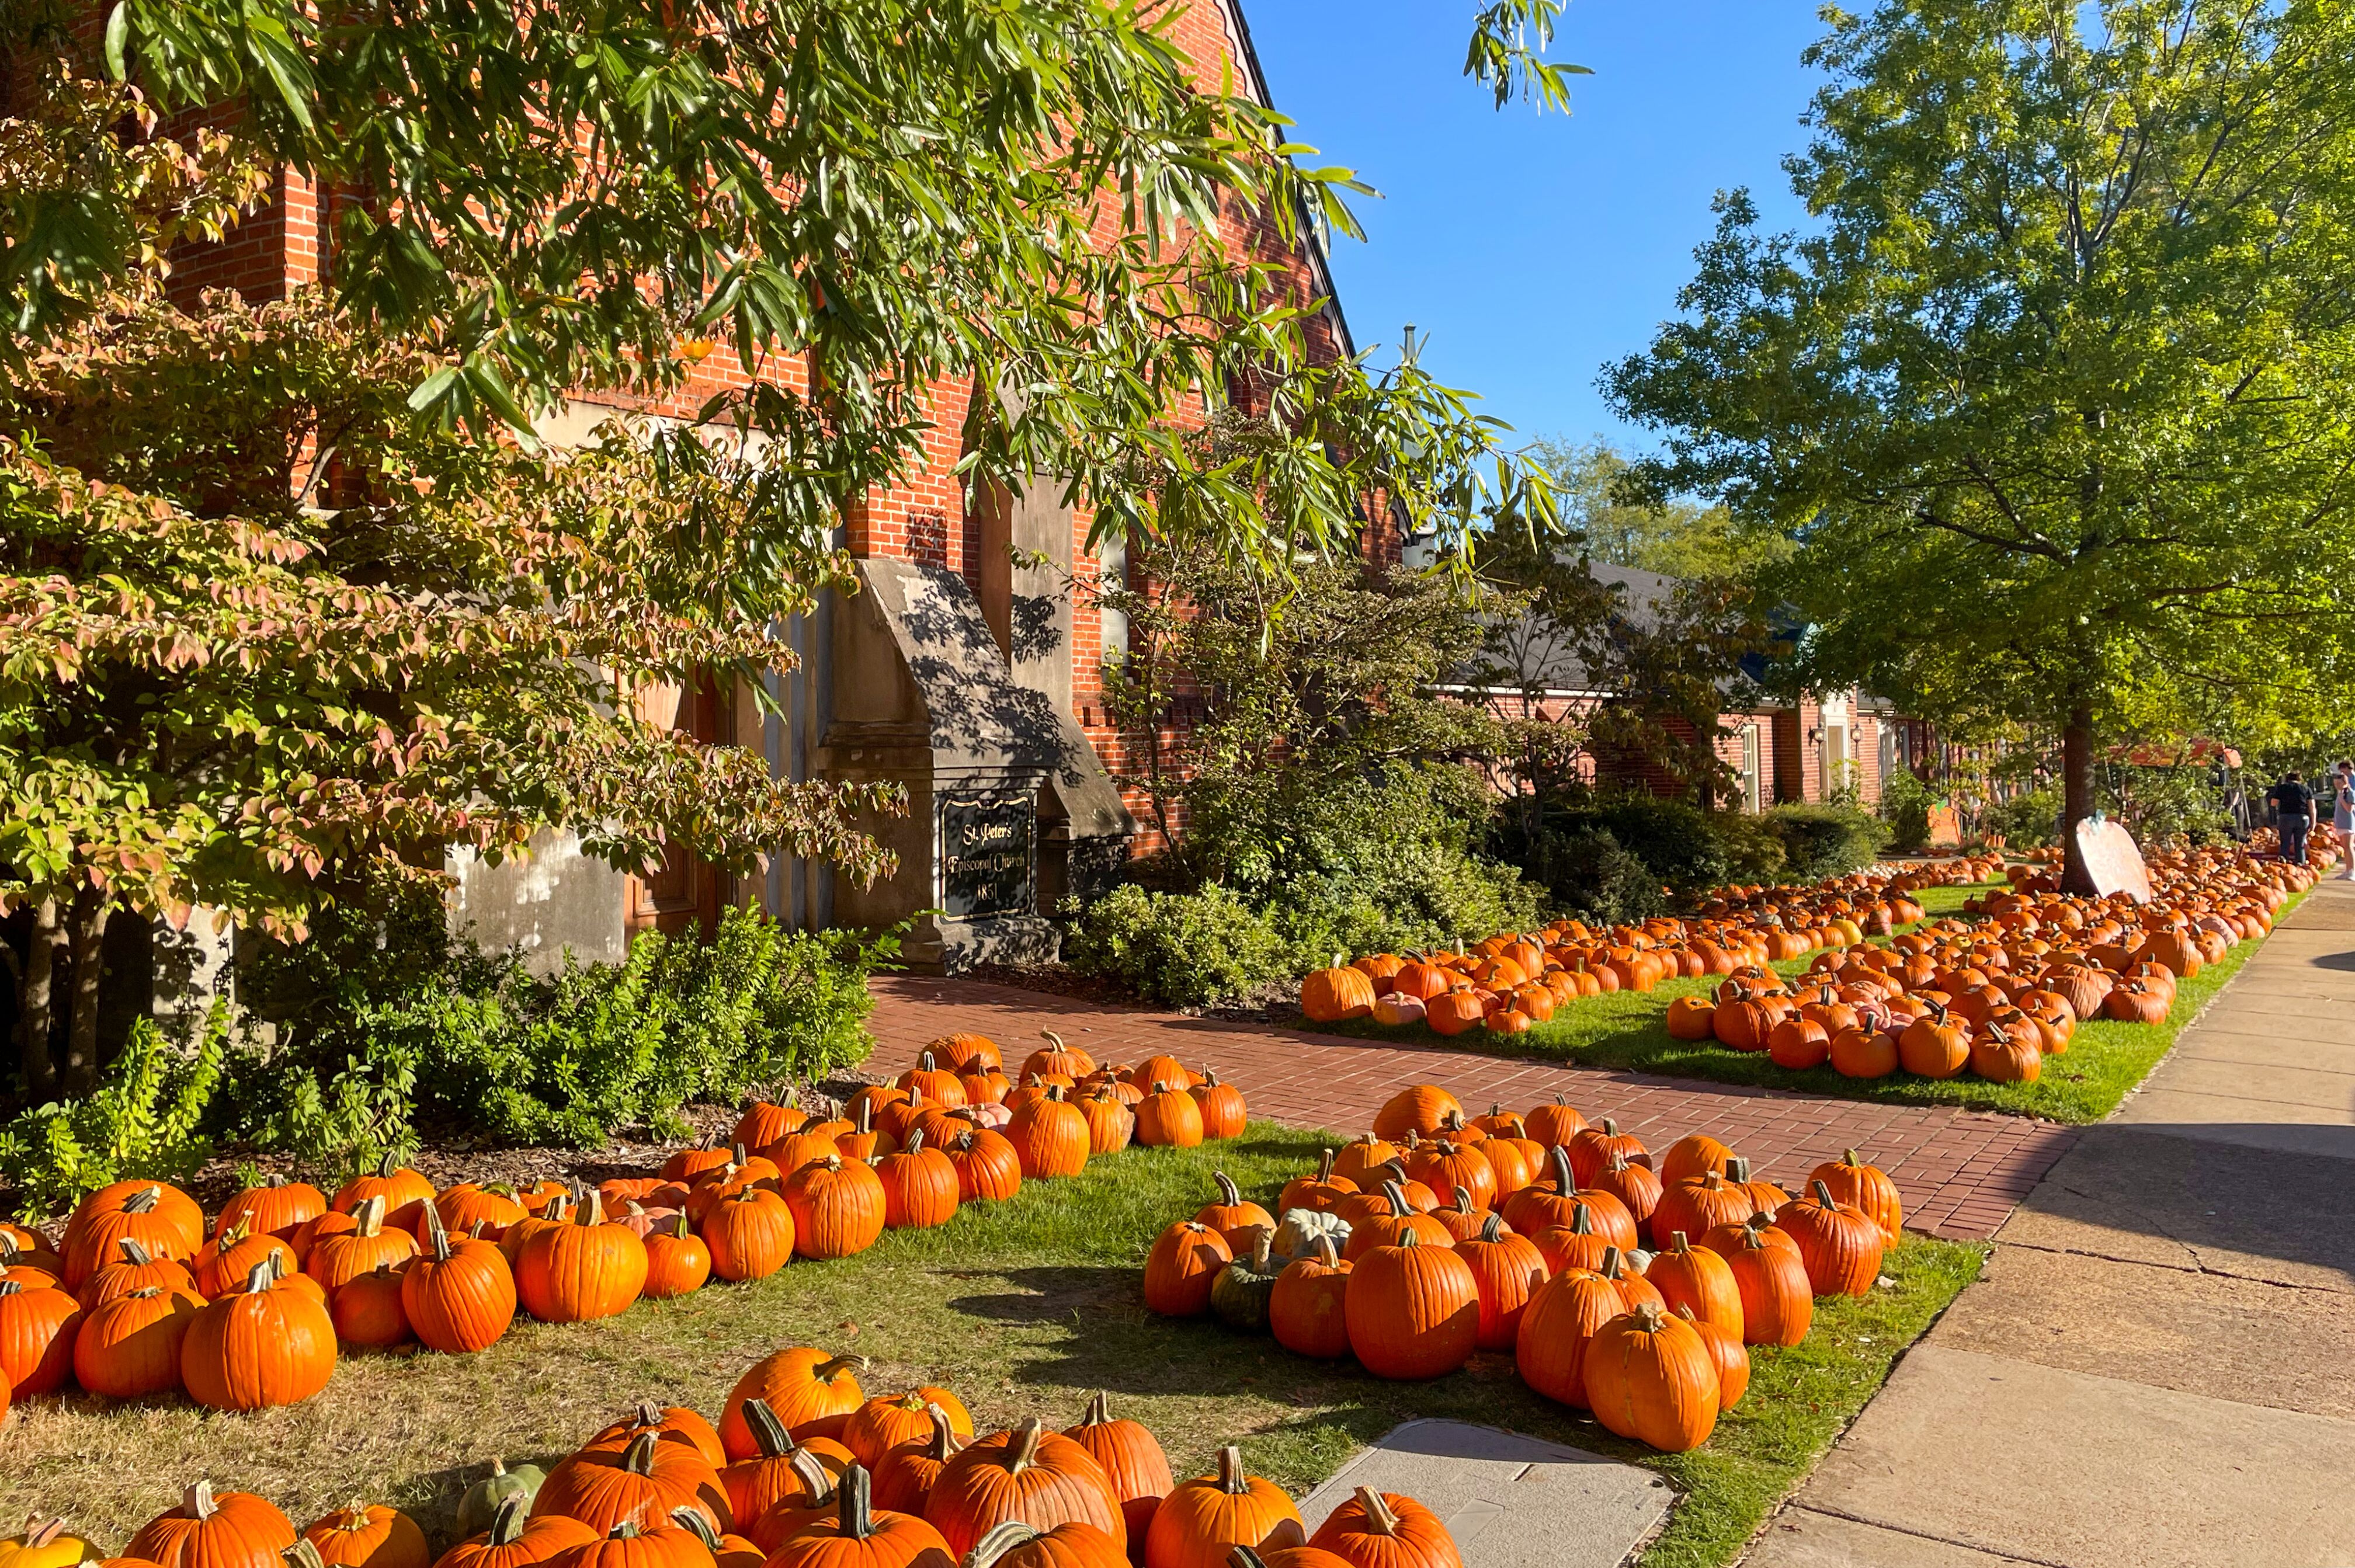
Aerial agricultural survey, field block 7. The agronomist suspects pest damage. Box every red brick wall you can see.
[143,1,1450,864]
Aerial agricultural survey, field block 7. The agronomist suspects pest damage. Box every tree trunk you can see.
[2059,704,2097,896]
[61,884,112,1097]
[18,896,60,1102]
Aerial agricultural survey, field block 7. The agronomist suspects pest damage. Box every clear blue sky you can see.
[1245,1,1830,454]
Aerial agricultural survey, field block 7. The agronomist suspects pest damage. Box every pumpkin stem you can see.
[242,1258,275,1295]
[185,1483,218,1521]
[968,1522,1046,1568]
[1477,1212,1503,1243]
[1450,1188,1473,1215]
[1380,1180,1413,1217]
[1670,1230,1691,1254]
[1727,1157,1752,1184]
[1599,1246,1624,1278]
[126,1186,159,1214]
[1353,1486,1405,1536]
[925,1403,964,1461]
[1003,1417,1045,1473]
[425,1203,453,1263]
[283,1542,328,1568]
[377,1152,401,1179]
[1812,1178,1839,1208]
[1312,1234,1341,1268]
[1080,1390,1112,1427]
[1548,1144,1575,1194]
[816,1353,869,1383]
[786,1449,836,1504]
[487,1496,529,1547]
[619,1431,661,1476]
[1040,1029,1065,1051]
[857,1101,873,1136]
[670,1509,721,1550]
[1315,1149,1336,1183]
[1212,1171,1241,1207]
[119,1236,154,1266]
[742,1398,796,1460]
[1215,1445,1248,1494]
[23,1520,65,1550]
[353,1194,387,1239]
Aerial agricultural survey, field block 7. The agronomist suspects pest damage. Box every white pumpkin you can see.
[1274,1207,1350,1261]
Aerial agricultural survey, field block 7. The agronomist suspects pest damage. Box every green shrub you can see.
[1762,802,1894,879]
[1496,792,1786,912]
[0,1006,227,1220]
[1878,769,1944,853]
[1063,883,1293,1007]
[235,902,898,1165]
[1980,787,2061,848]
[1512,827,1670,927]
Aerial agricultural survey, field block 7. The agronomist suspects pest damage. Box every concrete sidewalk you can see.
[1745,879,2355,1568]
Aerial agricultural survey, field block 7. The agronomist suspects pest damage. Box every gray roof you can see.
[1458,559,1687,697]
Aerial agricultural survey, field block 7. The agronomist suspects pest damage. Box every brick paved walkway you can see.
[867,976,2078,1240]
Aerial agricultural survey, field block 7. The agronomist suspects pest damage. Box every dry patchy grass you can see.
[0,1129,1982,1568]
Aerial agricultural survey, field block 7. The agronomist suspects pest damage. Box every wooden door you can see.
[626,673,728,940]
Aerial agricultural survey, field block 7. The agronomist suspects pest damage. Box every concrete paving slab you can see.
[1996,1125,2354,1292]
[2200,985,2355,1018]
[1742,1510,2043,1567]
[1294,1419,1670,1568]
[1804,1344,2355,1567]
[2127,1055,2355,1112]
[2106,1117,2355,1159]
[2172,1030,2355,1071]
[2111,1084,2355,1133]
[1932,1244,2355,1416]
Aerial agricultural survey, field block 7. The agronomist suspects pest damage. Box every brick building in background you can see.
[160,0,1355,971]
[1455,563,1936,812]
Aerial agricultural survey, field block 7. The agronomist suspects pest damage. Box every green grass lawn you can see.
[1317,882,2302,1124]
[0,1129,1984,1568]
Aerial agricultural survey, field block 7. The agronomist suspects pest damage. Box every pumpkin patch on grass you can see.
[1143,1084,1923,1453]
[0,1028,1246,1419]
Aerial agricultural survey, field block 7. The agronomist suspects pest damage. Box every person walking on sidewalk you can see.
[2268,769,2317,865]
[2334,761,2354,878]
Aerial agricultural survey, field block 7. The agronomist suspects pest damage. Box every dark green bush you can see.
[1512,827,1670,927]
[1496,791,1790,912]
[1085,763,1543,1004]
[1979,786,2061,848]
[1762,802,1894,879]
[1878,769,1943,853]
[1063,884,1293,1006]
[237,898,897,1168]
[0,1007,227,1221]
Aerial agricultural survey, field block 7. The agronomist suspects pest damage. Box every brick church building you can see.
[158,0,1351,971]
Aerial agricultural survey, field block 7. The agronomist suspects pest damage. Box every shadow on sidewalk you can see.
[2003,1123,2354,1288]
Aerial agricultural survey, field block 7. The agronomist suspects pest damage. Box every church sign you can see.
[939,794,1036,918]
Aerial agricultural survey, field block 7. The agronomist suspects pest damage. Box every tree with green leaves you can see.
[1606,0,2355,892]
[1530,437,1790,580]
[1466,520,1770,814]
[66,0,1583,570]
[2,0,1585,1092]
[0,285,894,1097]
